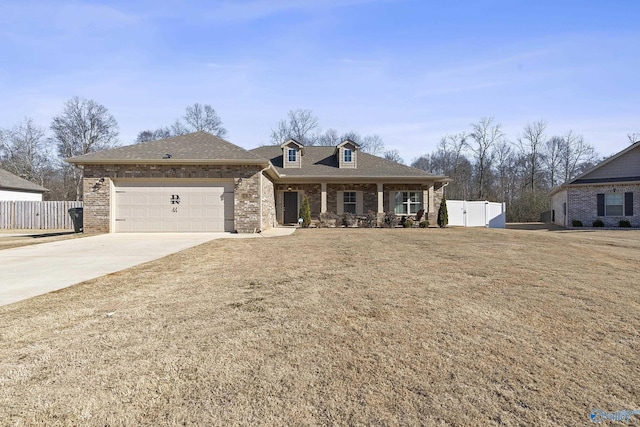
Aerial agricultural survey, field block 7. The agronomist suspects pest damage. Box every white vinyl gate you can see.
[446,200,506,228]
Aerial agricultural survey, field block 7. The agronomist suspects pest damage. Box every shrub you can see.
[317,212,339,228]
[298,195,311,227]
[572,219,583,227]
[619,219,631,228]
[437,195,448,228]
[592,219,604,227]
[382,212,399,228]
[403,218,414,228]
[342,212,358,227]
[363,211,378,228]
[419,220,429,228]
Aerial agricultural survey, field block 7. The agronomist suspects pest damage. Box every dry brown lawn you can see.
[1,227,639,426]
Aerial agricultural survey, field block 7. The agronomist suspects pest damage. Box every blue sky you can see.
[1,0,639,163]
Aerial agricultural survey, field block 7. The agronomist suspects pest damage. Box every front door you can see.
[283,191,298,224]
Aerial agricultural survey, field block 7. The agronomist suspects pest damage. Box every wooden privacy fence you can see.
[0,201,83,230]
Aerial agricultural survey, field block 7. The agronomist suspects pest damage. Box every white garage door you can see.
[114,181,234,232]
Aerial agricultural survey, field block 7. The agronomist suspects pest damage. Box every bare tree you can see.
[51,97,119,200]
[316,128,341,146]
[628,132,640,144]
[134,104,227,143]
[0,118,53,187]
[360,134,385,155]
[383,149,404,164]
[467,117,503,199]
[183,103,227,137]
[517,120,547,191]
[494,140,516,203]
[559,131,597,183]
[543,136,564,188]
[270,109,320,145]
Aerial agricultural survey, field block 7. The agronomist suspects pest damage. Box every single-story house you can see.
[550,141,640,227]
[0,168,48,201]
[67,132,449,233]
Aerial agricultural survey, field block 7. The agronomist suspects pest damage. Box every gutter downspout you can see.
[258,164,272,233]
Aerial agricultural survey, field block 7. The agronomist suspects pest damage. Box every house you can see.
[0,168,48,201]
[550,141,640,227]
[67,131,449,233]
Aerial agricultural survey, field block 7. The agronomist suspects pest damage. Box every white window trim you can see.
[393,191,423,215]
[288,149,297,162]
[344,148,353,163]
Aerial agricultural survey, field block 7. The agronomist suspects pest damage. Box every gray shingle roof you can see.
[67,131,267,164]
[251,146,446,179]
[0,168,48,192]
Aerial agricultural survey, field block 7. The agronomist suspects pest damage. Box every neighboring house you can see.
[550,141,640,227]
[0,168,47,201]
[67,132,449,233]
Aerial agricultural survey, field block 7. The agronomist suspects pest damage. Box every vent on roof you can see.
[163,154,172,159]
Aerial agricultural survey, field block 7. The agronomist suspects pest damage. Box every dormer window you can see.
[336,139,359,169]
[344,149,353,163]
[281,139,303,168]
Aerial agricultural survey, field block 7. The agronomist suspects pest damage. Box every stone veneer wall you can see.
[567,184,640,227]
[82,164,264,233]
[261,173,277,230]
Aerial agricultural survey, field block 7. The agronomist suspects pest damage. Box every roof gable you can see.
[570,142,640,184]
[0,168,48,193]
[67,131,268,165]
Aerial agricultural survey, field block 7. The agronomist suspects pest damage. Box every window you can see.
[605,193,623,216]
[288,149,297,162]
[343,191,356,214]
[344,148,353,163]
[394,191,423,215]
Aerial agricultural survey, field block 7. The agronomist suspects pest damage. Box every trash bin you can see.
[68,207,84,233]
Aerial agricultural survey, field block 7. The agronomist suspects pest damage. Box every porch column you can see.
[377,183,384,213]
[321,182,327,213]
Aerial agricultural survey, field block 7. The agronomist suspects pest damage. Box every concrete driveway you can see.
[0,228,295,307]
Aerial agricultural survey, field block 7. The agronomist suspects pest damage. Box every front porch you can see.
[274,182,444,226]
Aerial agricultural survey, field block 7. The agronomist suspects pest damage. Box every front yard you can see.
[0,228,638,425]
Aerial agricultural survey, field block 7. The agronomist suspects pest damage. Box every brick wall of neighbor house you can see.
[567,184,640,227]
[261,172,276,230]
[83,176,111,233]
[82,164,264,233]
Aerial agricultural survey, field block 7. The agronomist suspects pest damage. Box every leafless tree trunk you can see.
[517,120,546,191]
[51,97,119,200]
[467,117,503,199]
[559,131,597,183]
[543,136,563,188]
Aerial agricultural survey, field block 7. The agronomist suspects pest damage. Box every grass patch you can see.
[1,228,639,425]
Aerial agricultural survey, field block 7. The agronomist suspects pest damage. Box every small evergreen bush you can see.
[619,219,631,228]
[419,220,429,228]
[298,195,311,227]
[437,195,448,228]
[592,219,604,227]
[572,219,583,227]
[403,218,414,228]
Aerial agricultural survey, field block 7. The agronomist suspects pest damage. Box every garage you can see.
[113,181,234,232]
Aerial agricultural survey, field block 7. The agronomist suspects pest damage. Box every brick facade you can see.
[82,164,266,233]
[567,184,640,227]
